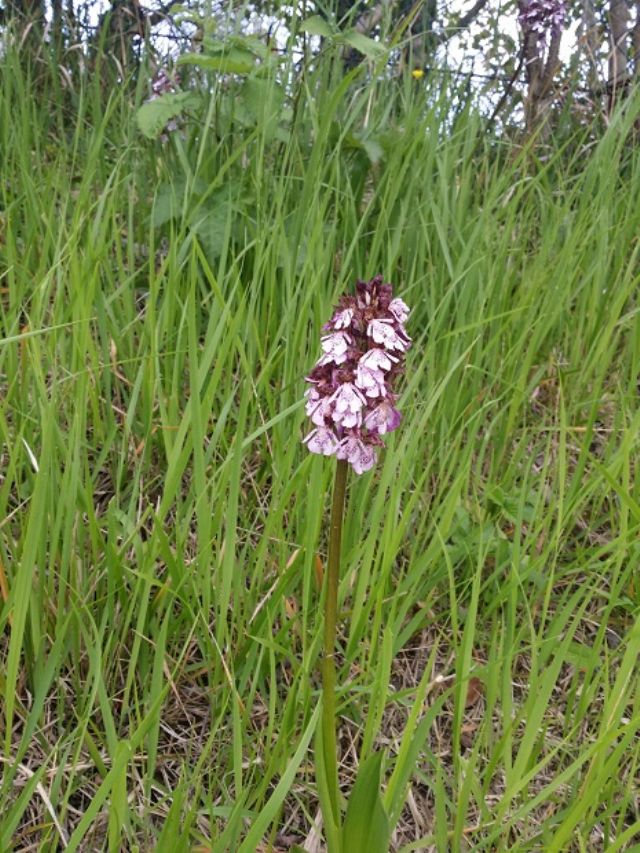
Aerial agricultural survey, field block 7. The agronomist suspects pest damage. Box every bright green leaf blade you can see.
[339,31,387,58]
[342,752,390,853]
[177,51,255,74]
[300,15,334,37]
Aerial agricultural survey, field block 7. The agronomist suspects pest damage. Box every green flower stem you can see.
[322,458,348,833]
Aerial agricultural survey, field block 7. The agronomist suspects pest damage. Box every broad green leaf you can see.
[342,752,390,853]
[344,132,385,164]
[242,78,285,119]
[314,721,341,852]
[152,184,183,228]
[230,34,271,59]
[383,640,444,825]
[136,91,200,139]
[360,626,393,760]
[151,183,237,259]
[156,779,191,851]
[340,30,387,58]
[241,78,286,140]
[151,178,206,227]
[193,195,234,259]
[300,15,334,37]
[107,741,131,850]
[168,3,199,22]
[201,35,269,59]
[177,51,255,75]
[361,137,384,164]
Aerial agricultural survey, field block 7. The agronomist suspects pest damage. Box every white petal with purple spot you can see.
[303,427,338,456]
[389,298,410,324]
[367,319,410,352]
[359,348,397,372]
[364,400,402,434]
[355,363,387,398]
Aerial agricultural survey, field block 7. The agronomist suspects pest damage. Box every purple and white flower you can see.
[304,386,321,415]
[336,436,377,474]
[302,275,411,474]
[304,427,339,456]
[330,383,366,428]
[367,319,410,352]
[364,400,402,435]
[359,348,398,373]
[333,308,354,330]
[307,393,335,427]
[318,330,352,366]
[355,363,387,398]
[389,298,410,324]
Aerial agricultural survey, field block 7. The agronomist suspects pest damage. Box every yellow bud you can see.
[411,68,425,80]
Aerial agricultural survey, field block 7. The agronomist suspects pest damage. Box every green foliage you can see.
[338,29,388,59]
[301,14,335,37]
[342,753,390,853]
[178,50,257,75]
[1,36,640,852]
[300,14,388,59]
[136,91,202,139]
[314,722,342,851]
[138,32,286,145]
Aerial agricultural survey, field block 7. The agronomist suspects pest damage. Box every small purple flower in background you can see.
[145,68,181,139]
[302,275,411,474]
[518,0,565,45]
[151,68,180,98]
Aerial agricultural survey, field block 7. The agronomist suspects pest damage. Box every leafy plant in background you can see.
[134,20,398,271]
[303,275,411,852]
[136,31,289,146]
[136,30,290,263]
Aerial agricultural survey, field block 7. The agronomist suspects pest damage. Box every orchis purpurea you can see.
[303,275,411,475]
[303,275,411,852]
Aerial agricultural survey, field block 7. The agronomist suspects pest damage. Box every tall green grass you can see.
[1,43,639,850]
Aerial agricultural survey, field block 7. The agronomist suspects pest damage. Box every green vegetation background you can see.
[1,44,639,851]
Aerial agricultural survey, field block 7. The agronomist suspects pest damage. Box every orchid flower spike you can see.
[303,275,411,474]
